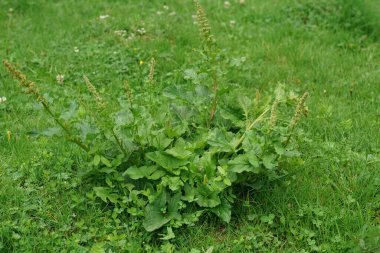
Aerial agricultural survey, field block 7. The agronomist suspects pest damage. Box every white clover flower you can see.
[136,28,146,35]
[156,11,163,15]
[239,0,245,4]
[127,33,136,40]
[163,5,169,10]
[99,14,109,20]
[74,47,79,53]
[169,11,176,16]
[56,74,65,84]
[229,20,236,27]
[114,30,127,36]
[224,1,231,8]
[0,97,7,103]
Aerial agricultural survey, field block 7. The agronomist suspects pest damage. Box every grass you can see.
[1,0,379,252]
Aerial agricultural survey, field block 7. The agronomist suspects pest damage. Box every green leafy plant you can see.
[2,1,309,235]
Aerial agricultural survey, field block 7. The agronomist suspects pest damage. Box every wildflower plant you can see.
[2,1,308,236]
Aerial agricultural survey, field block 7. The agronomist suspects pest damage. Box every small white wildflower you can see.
[224,1,231,8]
[99,14,109,20]
[136,28,146,35]
[163,5,169,10]
[229,20,236,27]
[56,74,65,84]
[156,11,163,15]
[239,0,245,4]
[127,33,136,40]
[114,30,127,36]
[0,97,7,103]
[74,47,79,53]
[169,11,176,16]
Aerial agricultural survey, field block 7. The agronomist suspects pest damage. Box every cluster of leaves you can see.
[2,2,308,237]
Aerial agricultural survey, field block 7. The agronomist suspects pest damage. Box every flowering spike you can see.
[289,92,309,130]
[83,75,106,109]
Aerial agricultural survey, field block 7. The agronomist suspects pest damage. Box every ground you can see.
[0,0,379,252]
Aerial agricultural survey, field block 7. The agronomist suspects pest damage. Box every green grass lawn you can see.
[1,0,379,252]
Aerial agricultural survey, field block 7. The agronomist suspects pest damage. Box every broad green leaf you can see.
[161,176,184,191]
[100,156,112,167]
[149,170,167,180]
[143,191,170,232]
[283,150,301,157]
[196,186,221,208]
[93,155,101,166]
[211,198,231,223]
[170,104,195,121]
[183,68,199,84]
[167,192,182,216]
[274,144,285,155]
[228,155,251,173]
[60,101,77,120]
[263,154,277,169]
[207,128,236,153]
[146,151,189,170]
[182,184,196,202]
[218,107,245,128]
[247,152,260,171]
[124,166,158,180]
[114,109,134,126]
[143,191,181,232]
[165,146,192,160]
[41,127,62,137]
[238,96,251,118]
[93,187,110,202]
[75,121,98,140]
[150,132,173,150]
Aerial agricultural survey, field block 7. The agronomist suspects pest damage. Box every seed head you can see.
[83,75,106,109]
[269,98,279,129]
[289,92,309,130]
[148,58,156,84]
[124,80,133,105]
[7,130,11,142]
[2,60,44,103]
[194,0,215,50]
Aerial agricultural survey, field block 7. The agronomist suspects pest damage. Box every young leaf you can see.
[100,156,112,167]
[93,155,101,166]
[93,187,111,202]
[60,101,77,120]
[159,227,175,240]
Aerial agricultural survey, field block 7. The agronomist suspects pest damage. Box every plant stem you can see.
[111,128,128,157]
[209,72,218,122]
[234,108,270,150]
[41,101,90,152]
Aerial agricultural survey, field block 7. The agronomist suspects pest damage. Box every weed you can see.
[2,2,308,239]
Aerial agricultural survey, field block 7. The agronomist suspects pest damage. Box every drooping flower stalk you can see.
[194,0,219,122]
[3,60,90,152]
